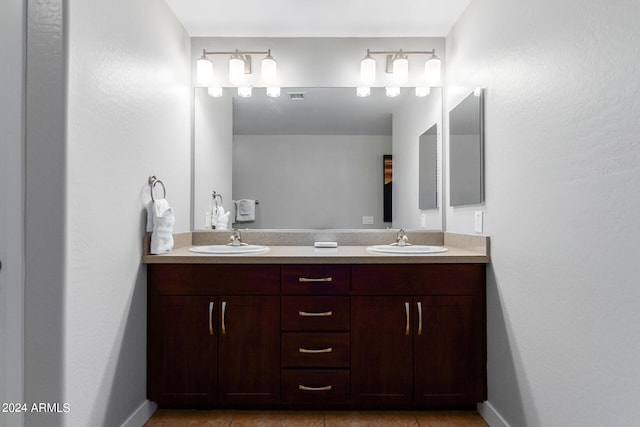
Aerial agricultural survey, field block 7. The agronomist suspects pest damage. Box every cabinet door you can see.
[351,296,413,405]
[218,295,280,406]
[414,296,476,405]
[148,296,217,407]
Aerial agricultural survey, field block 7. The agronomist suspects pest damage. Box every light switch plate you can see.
[474,211,483,233]
[362,216,374,225]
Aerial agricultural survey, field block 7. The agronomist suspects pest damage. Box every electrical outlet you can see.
[474,211,483,233]
[362,216,374,225]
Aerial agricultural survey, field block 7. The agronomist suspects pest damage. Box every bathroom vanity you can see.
[144,232,488,409]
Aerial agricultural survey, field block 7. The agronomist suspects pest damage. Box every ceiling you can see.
[163,0,471,37]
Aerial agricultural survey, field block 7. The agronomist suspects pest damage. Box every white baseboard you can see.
[120,400,158,427]
[478,401,510,427]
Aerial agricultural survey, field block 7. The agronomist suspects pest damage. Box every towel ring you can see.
[212,191,223,207]
[148,176,166,202]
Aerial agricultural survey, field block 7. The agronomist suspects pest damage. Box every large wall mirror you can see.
[449,89,484,206]
[194,87,443,230]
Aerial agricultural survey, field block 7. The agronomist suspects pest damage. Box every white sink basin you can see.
[189,245,270,255]
[366,244,448,254]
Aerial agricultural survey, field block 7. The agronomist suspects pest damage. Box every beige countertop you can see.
[142,231,489,264]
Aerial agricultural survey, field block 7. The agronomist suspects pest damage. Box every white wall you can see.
[446,1,640,425]
[21,0,191,426]
[233,134,391,229]
[65,0,191,424]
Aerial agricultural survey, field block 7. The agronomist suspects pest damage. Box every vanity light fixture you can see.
[261,52,278,86]
[424,52,441,87]
[208,86,223,97]
[385,86,401,97]
[359,48,441,97]
[392,51,409,85]
[360,51,377,85]
[266,87,281,98]
[356,87,371,97]
[415,86,431,97]
[237,86,253,97]
[196,53,214,86]
[229,53,247,85]
[196,48,279,98]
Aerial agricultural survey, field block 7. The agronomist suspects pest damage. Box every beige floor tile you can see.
[324,411,419,427]
[145,409,489,427]
[230,410,325,427]
[143,409,235,427]
[414,410,489,427]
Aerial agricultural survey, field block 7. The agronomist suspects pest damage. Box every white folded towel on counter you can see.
[150,199,175,254]
[235,199,256,222]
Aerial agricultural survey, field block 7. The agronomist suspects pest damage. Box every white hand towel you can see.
[146,201,154,232]
[150,199,175,254]
[236,199,256,222]
[216,211,231,230]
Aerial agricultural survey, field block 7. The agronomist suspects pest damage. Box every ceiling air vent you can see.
[287,92,305,101]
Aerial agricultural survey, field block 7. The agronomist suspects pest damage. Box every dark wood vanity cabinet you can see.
[147,262,486,409]
[147,264,280,408]
[351,265,486,407]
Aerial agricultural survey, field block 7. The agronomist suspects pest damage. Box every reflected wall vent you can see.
[287,92,305,101]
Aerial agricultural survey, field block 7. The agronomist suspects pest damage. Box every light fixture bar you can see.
[360,48,442,95]
[366,49,436,56]
[201,49,272,56]
[197,49,278,89]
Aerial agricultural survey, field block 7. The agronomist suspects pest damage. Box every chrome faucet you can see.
[394,229,410,246]
[229,229,244,246]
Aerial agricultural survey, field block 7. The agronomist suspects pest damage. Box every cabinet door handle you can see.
[299,310,333,317]
[417,301,423,336]
[298,277,333,282]
[298,385,332,391]
[208,301,214,335]
[405,302,410,335]
[221,301,227,335]
[299,347,333,354]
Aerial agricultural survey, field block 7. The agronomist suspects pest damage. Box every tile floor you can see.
[144,410,489,426]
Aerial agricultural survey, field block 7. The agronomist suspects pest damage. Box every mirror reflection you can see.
[194,87,442,229]
[449,90,484,206]
[419,124,438,209]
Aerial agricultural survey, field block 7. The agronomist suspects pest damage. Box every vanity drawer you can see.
[282,370,350,405]
[351,264,484,295]
[282,265,350,295]
[282,296,350,331]
[282,333,350,368]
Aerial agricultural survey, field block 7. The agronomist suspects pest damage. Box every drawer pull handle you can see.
[299,311,333,317]
[417,301,423,336]
[208,301,214,335]
[299,347,333,354]
[298,277,333,282]
[299,385,332,391]
[405,302,410,335]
